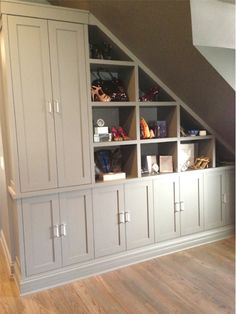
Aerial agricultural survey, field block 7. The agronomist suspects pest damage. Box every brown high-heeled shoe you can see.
[91,86,111,102]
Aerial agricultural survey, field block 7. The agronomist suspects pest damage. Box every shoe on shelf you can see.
[117,126,130,140]
[139,86,159,102]
[111,127,123,141]
[91,85,111,102]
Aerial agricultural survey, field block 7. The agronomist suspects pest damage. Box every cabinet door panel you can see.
[180,172,204,236]
[204,171,224,229]
[8,16,57,192]
[60,190,94,266]
[224,169,235,225]
[125,181,154,250]
[49,21,91,187]
[22,195,61,276]
[93,185,126,258]
[154,175,180,242]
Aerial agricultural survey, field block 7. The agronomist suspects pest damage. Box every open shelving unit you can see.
[87,24,229,183]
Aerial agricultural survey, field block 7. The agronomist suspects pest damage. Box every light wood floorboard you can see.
[0,237,234,313]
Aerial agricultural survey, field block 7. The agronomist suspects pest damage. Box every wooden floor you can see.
[0,237,235,314]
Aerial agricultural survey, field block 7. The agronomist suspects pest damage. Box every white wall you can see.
[190,0,235,89]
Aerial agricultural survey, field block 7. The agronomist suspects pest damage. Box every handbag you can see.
[92,70,129,102]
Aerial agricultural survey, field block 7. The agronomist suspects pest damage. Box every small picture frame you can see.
[159,155,173,173]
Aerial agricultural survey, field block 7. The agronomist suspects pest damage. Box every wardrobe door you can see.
[8,16,57,192]
[49,21,91,187]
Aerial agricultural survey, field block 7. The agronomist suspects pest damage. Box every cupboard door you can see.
[125,181,154,250]
[93,185,126,258]
[49,21,91,187]
[204,171,224,230]
[60,190,94,266]
[22,195,61,276]
[223,169,235,225]
[8,16,57,192]
[180,172,204,236]
[154,175,180,242]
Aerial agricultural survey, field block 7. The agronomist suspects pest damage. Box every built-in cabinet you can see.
[22,190,94,276]
[93,185,126,258]
[204,169,235,230]
[0,0,234,294]
[154,171,203,242]
[7,16,91,192]
[93,181,154,258]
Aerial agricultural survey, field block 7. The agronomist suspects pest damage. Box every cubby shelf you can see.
[90,102,137,107]
[140,137,178,144]
[138,101,177,107]
[88,24,218,182]
[89,59,135,67]
[93,140,137,147]
[180,135,213,141]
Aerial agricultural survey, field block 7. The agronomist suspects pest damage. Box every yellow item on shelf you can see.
[140,117,150,139]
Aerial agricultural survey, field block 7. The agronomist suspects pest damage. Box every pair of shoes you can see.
[191,157,210,169]
[111,127,130,141]
[91,86,111,102]
[139,86,159,102]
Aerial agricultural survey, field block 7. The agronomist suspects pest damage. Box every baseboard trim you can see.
[0,229,14,276]
[16,225,234,295]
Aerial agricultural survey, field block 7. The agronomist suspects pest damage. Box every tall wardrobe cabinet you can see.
[6,15,91,192]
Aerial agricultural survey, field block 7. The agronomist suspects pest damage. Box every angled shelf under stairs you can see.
[87,23,225,183]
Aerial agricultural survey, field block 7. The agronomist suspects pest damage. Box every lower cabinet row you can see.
[21,168,234,276]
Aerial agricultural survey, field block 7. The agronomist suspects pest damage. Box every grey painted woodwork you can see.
[7,16,90,192]
[8,16,58,192]
[154,174,180,242]
[204,169,235,229]
[125,181,154,250]
[22,195,61,276]
[60,190,94,266]
[93,185,126,258]
[154,172,204,242]
[204,170,224,230]
[224,169,235,225]
[49,21,91,187]
[22,190,94,276]
[180,172,204,236]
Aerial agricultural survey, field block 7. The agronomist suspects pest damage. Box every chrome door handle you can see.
[119,212,125,224]
[60,223,67,237]
[48,100,53,113]
[54,100,60,113]
[52,224,60,238]
[125,211,131,223]
[174,202,180,213]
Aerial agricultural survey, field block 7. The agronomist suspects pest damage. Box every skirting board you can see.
[14,225,235,295]
[0,229,14,276]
